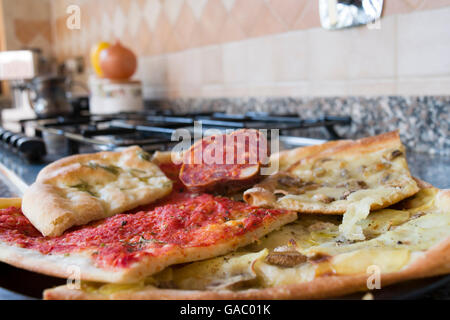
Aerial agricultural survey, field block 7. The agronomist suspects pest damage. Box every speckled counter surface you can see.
[406,150,450,189]
[0,147,448,196]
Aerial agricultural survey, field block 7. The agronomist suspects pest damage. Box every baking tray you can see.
[0,261,449,300]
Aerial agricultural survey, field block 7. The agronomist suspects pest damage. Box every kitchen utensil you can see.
[319,0,384,30]
[27,75,72,118]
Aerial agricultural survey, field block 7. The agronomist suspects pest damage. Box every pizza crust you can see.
[22,146,173,237]
[271,140,351,172]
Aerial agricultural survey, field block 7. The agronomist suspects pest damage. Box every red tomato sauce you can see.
[0,192,287,269]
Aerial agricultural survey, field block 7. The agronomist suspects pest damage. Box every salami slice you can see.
[179,129,269,193]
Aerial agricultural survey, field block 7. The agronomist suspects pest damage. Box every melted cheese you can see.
[277,147,418,240]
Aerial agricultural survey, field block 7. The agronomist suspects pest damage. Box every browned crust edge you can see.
[272,140,352,172]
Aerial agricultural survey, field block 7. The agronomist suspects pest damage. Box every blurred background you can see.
[0,0,448,167]
[1,0,449,98]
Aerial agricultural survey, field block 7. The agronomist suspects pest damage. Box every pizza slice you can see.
[0,192,297,284]
[22,146,173,237]
[244,132,420,240]
[43,181,450,300]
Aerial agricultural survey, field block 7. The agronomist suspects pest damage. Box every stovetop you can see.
[0,104,353,167]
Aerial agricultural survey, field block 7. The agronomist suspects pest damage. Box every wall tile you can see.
[223,41,249,84]
[346,15,397,79]
[397,76,450,95]
[306,27,351,81]
[220,15,246,43]
[292,0,321,30]
[41,0,450,98]
[221,0,236,12]
[272,31,308,82]
[173,2,197,49]
[246,37,275,84]
[347,79,398,95]
[143,0,163,32]
[398,7,450,77]
[137,55,168,86]
[199,0,227,46]
[248,3,287,38]
[163,0,185,25]
[186,0,208,19]
[268,0,307,28]
[230,0,265,36]
[201,45,224,84]
[167,49,202,87]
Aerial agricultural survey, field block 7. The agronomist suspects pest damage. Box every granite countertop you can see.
[405,149,450,189]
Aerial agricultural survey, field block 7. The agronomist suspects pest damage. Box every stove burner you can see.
[2,109,351,163]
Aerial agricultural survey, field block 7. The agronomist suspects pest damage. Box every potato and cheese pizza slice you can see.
[0,191,297,284]
[245,132,419,240]
[22,146,173,237]
[44,182,450,300]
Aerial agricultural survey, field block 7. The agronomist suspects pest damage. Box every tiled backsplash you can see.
[0,1,448,155]
[44,0,450,98]
[2,1,449,98]
[1,0,52,55]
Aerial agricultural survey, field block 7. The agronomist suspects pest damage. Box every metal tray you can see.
[0,261,449,300]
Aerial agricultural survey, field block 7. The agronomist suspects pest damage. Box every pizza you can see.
[0,130,447,300]
[43,180,450,300]
[0,192,297,284]
[22,146,173,237]
[244,132,419,240]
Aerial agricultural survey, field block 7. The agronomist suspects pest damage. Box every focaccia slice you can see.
[0,192,297,284]
[244,132,419,240]
[44,181,450,300]
[22,146,173,237]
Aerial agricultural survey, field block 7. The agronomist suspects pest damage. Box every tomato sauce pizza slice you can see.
[0,192,296,284]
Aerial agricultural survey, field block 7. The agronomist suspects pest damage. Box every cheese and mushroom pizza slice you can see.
[244,132,420,240]
[22,146,173,237]
[43,181,450,300]
[0,191,297,284]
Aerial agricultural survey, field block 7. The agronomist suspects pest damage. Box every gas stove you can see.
[0,106,352,163]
